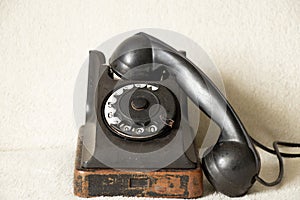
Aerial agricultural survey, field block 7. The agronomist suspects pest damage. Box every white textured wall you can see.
[1,0,299,199]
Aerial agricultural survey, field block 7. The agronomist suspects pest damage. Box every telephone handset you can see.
[108,32,300,197]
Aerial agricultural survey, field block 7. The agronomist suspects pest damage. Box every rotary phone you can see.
[74,32,300,198]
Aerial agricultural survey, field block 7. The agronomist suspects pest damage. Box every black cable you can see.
[249,136,300,186]
[250,136,300,158]
[255,141,284,186]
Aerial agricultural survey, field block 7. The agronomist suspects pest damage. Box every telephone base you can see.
[74,138,203,198]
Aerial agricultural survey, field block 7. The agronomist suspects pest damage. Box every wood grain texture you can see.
[74,167,203,198]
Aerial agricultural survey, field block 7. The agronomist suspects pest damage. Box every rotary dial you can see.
[103,83,178,140]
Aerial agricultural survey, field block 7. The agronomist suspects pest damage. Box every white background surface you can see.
[1,0,300,199]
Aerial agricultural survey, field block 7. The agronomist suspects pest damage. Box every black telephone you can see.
[74,32,300,198]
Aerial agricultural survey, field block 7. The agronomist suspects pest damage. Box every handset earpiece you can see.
[109,32,261,197]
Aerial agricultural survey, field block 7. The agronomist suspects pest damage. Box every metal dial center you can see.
[131,97,149,110]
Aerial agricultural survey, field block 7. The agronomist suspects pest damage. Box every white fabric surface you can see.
[1,0,300,199]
